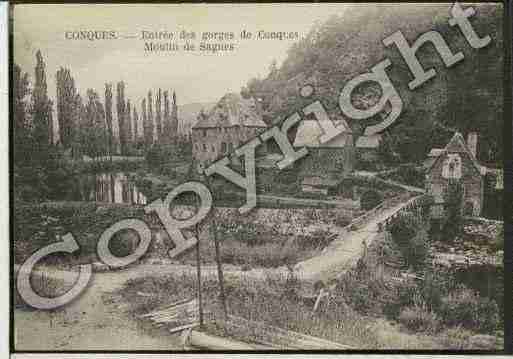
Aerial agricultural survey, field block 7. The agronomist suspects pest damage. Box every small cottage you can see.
[425,132,485,217]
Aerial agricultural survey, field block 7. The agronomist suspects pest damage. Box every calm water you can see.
[76,172,147,205]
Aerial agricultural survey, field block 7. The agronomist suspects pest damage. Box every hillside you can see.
[243,3,503,164]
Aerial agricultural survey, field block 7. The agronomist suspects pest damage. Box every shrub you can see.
[398,306,440,333]
[442,180,464,241]
[361,189,383,210]
[439,286,500,333]
[387,214,429,270]
[407,230,430,269]
[419,270,455,311]
[439,326,476,349]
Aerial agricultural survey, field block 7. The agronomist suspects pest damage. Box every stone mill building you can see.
[191,93,267,166]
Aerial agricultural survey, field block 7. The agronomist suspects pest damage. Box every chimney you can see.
[467,132,478,159]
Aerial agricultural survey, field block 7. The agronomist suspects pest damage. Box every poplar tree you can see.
[105,83,114,155]
[163,90,170,143]
[116,81,126,154]
[32,50,53,155]
[155,88,162,143]
[147,90,154,144]
[142,98,152,148]
[56,68,78,148]
[133,106,139,144]
[126,99,132,150]
[13,64,30,164]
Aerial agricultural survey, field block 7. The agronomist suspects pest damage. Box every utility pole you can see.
[211,208,228,322]
[194,221,204,328]
[203,174,228,324]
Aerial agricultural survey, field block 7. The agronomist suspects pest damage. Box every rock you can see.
[465,334,499,349]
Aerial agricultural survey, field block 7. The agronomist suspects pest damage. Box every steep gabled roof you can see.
[428,148,444,157]
[427,132,482,175]
[293,119,353,148]
[192,93,266,129]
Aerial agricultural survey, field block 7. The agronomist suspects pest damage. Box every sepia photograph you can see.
[10,2,506,352]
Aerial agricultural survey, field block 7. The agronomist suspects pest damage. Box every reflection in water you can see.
[78,172,147,205]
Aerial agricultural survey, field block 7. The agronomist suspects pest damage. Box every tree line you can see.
[13,50,184,201]
[14,50,182,165]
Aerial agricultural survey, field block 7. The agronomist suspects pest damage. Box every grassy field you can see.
[115,266,501,350]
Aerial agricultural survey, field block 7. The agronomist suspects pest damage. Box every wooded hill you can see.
[243,3,503,164]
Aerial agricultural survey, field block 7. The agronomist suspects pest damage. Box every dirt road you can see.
[13,262,285,351]
[14,266,182,351]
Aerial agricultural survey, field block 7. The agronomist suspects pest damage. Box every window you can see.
[442,154,462,179]
[212,145,215,153]
[221,142,227,153]
[203,144,207,152]
[202,129,207,137]
[228,143,234,152]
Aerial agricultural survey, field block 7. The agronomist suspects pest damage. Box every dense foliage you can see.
[243,4,503,164]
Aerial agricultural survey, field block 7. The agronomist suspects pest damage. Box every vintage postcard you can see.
[10,2,506,353]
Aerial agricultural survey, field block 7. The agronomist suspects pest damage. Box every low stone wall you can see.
[169,205,354,237]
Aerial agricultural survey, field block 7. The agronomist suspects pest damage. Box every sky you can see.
[13,3,350,109]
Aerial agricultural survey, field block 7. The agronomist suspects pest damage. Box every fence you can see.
[381,194,431,232]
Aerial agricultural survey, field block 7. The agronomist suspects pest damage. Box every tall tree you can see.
[133,106,139,144]
[13,63,30,164]
[155,88,162,143]
[171,91,178,142]
[31,50,53,153]
[147,90,154,145]
[56,68,78,148]
[105,83,114,156]
[71,93,84,158]
[83,89,107,157]
[142,98,152,148]
[163,90,170,143]
[116,81,126,154]
[126,99,132,149]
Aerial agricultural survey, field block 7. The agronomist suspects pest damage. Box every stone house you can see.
[191,93,267,167]
[425,132,485,217]
[293,119,355,192]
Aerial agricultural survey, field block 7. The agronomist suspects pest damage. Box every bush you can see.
[398,306,440,333]
[387,214,429,270]
[442,180,464,241]
[361,189,383,210]
[439,286,500,333]
[419,270,455,311]
[438,326,476,349]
